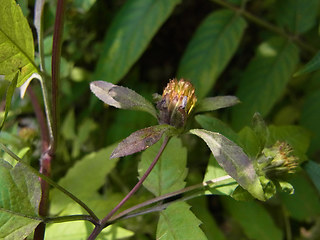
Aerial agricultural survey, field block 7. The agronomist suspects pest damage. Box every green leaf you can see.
[0,159,42,239]
[190,129,265,201]
[280,173,320,221]
[90,81,157,118]
[46,204,134,240]
[139,137,188,196]
[111,125,175,159]
[157,202,207,240]
[275,0,319,34]
[300,90,320,154]
[195,115,239,144]
[238,127,260,159]
[0,0,38,87]
[223,197,283,240]
[294,51,320,77]
[304,161,320,194]
[177,10,246,99]
[93,0,180,83]
[195,96,240,113]
[204,155,238,196]
[0,71,18,131]
[50,144,119,215]
[231,37,299,130]
[252,112,269,150]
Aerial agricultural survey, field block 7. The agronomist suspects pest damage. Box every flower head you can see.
[260,141,299,178]
[157,78,197,128]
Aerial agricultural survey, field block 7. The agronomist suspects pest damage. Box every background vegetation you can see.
[1,0,320,239]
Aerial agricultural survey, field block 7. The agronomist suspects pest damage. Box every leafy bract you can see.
[139,137,188,196]
[50,145,119,215]
[177,10,246,99]
[0,159,42,239]
[90,81,157,118]
[275,0,319,34]
[252,112,269,151]
[204,155,238,196]
[111,125,175,159]
[223,197,283,240]
[190,129,265,201]
[157,202,207,240]
[231,37,299,130]
[93,0,180,83]
[0,0,38,86]
[195,96,240,113]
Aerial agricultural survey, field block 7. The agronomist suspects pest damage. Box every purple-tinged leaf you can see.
[190,129,265,201]
[110,125,174,159]
[195,96,240,113]
[90,81,157,118]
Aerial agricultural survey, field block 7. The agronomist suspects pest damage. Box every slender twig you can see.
[0,143,99,222]
[87,136,171,240]
[44,214,96,225]
[211,0,317,55]
[109,175,234,222]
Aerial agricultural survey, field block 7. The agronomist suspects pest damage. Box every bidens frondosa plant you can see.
[90,79,299,201]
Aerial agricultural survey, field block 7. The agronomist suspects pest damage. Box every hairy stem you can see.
[211,0,317,54]
[87,136,170,240]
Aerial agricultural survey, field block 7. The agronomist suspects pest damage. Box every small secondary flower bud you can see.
[157,78,197,128]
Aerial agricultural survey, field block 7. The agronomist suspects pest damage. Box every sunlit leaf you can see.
[111,125,175,159]
[90,81,157,118]
[190,129,265,200]
[93,0,180,83]
[223,197,283,240]
[177,10,246,99]
[0,159,42,239]
[231,37,299,130]
[0,0,38,86]
[157,202,207,240]
[50,144,119,215]
[139,137,187,196]
[195,96,240,113]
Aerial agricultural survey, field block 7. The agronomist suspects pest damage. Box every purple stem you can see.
[88,136,170,240]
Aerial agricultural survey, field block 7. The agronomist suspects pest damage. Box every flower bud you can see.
[157,78,197,128]
[259,141,298,178]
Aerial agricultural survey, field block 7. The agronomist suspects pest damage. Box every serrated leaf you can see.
[223,198,283,240]
[195,96,240,113]
[275,0,319,34]
[0,71,18,130]
[190,129,265,201]
[300,90,320,154]
[46,204,134,240]
[93,0,180,83]
[50,144,119,215]
[139,137,188,196]
[111,125,174,159]
[280,173,320,221]
[204,155,238,196]
[231,37,299,130]
[304,160,320,194]
[90,81,157,118]
[0,0,38,86]
[294,51,320,77]
[0,159,42,239]
[157,202,207,240]
[177,10,246,99]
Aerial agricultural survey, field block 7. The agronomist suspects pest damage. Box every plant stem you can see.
[44,215,97,225]
[211,0,317,54]
[87,136,170,240]
[0,143,99,221]
[109,175,234,222]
